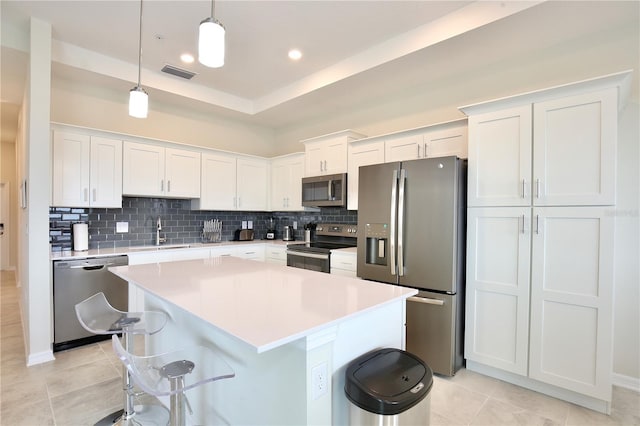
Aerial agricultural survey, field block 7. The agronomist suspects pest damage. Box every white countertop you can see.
[50,240,290,261]
[109,256,416,353]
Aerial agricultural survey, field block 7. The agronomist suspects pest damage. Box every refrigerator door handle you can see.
[397,168,407,276]
[407,296,445,306]
[390,169,398,276]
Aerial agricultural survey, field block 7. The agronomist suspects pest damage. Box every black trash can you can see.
[345,348,433,425]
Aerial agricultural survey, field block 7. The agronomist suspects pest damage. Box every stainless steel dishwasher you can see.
[53,255,129,352]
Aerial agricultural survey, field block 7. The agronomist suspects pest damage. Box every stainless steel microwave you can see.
[301,173,347,207]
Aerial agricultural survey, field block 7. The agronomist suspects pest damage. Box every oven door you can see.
[286,250,330,273]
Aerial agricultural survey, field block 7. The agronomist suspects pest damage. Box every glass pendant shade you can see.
[198,18,225,68]
[129,86,148,118]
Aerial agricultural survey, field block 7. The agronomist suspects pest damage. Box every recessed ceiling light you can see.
[180,53,195,63]
[288,49,302,61]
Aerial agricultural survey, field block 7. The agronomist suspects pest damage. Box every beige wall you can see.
[51,80,277,157]
[1,141,17,269]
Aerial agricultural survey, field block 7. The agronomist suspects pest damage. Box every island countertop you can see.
[109,256,416,353]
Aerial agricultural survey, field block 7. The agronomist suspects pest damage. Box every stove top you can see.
[286,223,357,254]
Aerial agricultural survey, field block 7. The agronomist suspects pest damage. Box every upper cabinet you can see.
[123,141,201,198]
[463,75,624,208]
[52,131,122,208]
[192,152,269,211]
[347,140,385,210]
[271,153,305,211]
[385,121,468,163]
[302,130,366,176]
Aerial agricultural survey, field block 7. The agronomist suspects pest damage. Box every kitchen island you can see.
[109,256,416,425]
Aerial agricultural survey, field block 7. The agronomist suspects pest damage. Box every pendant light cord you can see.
[137,0,143,87]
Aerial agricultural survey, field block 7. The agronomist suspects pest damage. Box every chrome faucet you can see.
[156,217,166,246]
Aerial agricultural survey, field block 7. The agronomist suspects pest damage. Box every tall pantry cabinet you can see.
[461,71,631,414]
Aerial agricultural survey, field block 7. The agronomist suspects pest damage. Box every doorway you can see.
[0,182,9,270]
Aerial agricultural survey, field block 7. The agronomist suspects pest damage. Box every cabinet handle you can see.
[535,214,540,234]
[536,179,541,198]
[522,179,527,198]
[521,214,525,234]
[416,144,420,158]
[424,143,429,158]
[161,180,164,192]
[92,189,97,202]
[238,197,241,208]
[319,160,323,172]
[84,188,88,202]
[324,160,327,171]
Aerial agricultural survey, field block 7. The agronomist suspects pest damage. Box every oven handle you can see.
[407,296,445,306]
[286,250,330,260]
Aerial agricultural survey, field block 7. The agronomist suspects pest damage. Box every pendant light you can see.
[198,0,225,68]
[129,0,148,118]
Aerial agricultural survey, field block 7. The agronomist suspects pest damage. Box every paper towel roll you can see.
[72,223,89,251]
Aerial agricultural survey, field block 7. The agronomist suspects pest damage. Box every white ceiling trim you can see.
[252,0,545,114]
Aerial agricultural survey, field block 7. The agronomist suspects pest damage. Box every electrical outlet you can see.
[311,362,328,400]
[293,221,298,230]
[248,220,253,229]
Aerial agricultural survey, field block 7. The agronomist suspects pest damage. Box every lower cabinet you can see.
[465,206,614,403]
[265,245,287,265]
[330,251,357,277]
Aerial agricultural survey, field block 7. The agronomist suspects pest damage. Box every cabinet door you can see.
[467,105,532,207]
[323,138,348,174]
[90,137,122,208]
[529,207,613,400]
[347,141,385,210]
[305,144,325,176]
[165,148,201,198]
[287,157,304,210]
[199,152,237,210]
[270,160,289,210]
[533,89,617,206]
[384,133,423,162]
[123,141,165,196]
[237,157,269,211]
[465,207,531,375]
[424,125,468,159]
[52,132,90,207]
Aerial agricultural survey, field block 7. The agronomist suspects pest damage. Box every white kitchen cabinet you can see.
[302,130,366,176]
[384,121,468,163]
[330,250,357,277]
[237,157,269,211]
[461,71,630,413]
[465,207,531,376]
[466,105,533,207]
[194,153,268,211]
[347,140,385,210]
[528,207,614,400]
[466,89,617,208]
[123,141,201,198]
[52,131,122,208]
[270,153,305,211]
[233,244,266,262]
[532,89,617,206]
[265,244,287,265]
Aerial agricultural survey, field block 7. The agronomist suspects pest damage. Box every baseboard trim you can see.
[613,373,640,392]
[27,350,55,366]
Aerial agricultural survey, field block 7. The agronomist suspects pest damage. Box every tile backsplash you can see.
[50,197,357,251]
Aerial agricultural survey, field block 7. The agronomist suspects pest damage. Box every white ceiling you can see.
[1,0,639,143]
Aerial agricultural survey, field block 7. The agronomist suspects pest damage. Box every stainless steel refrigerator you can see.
[357,156,466,376]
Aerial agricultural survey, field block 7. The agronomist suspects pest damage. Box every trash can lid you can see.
[344,348,433,416]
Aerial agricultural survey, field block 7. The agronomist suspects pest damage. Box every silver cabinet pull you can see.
[416,144,420,158]
[424,142,429,158]
[408,296,444,306]
[161,180,164,192]
[536,179,541,198]
[522,179,527,198]
[84,188,88,202]
[319,160,323,172]
[324,160,327,171]
[238,197,241,208]
[167,180,171,192]
[521,214,526,234]
[535,214,540,234]
[92,188,97,202]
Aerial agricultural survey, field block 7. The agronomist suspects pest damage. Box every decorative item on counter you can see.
[202,219,222,243]
[304,222,317,243]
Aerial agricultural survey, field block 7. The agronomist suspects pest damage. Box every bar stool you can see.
[112,334,235,426]
[75,292,169,426]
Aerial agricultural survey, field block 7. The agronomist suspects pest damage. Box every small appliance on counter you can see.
[304,222,317,243]
[234,229,255,241]
[282,225,294,241]
[72,222,89,251]
[265,217,277,240]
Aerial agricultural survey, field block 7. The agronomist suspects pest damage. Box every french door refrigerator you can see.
[357,156,466,376]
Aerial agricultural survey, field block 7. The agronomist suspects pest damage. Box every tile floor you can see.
[1,270,639,425]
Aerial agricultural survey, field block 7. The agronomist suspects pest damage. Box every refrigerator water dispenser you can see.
[365,223,388,266]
